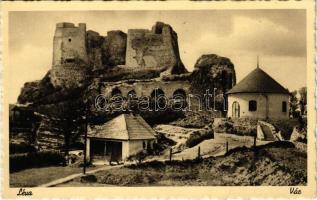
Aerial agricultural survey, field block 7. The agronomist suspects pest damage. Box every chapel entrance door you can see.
[232,101,240,118]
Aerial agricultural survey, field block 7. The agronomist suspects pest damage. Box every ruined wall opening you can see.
[111,88,122,97]
[64,58,75,63]
[110,88,123,106]
[150,88,166,109]
[172,89,187,108]
[127,90,137,99]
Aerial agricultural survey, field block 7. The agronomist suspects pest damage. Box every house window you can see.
[143,141,146,149]
[282,101,287,112]
[249,100,257,111]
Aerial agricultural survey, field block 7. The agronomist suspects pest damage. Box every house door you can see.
[90,140,107,161]
[232,101,240,118]
[106,141,122,162]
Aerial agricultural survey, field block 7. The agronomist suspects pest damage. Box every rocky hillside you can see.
[14,22,236,152]
[73,141,306,186]
[190,54,236,111]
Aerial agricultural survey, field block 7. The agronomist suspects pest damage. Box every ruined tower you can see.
[52,22,88,66]
[50,23,89,89]
[124,22,186,74]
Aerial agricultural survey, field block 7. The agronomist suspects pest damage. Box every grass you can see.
[10,166,83,187]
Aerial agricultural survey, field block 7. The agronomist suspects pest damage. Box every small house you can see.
[227,67,290,119]
[86,114,156,163]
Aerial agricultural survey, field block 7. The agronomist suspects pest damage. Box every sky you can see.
[8,10,306,103]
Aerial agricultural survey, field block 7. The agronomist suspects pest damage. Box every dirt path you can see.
[172,133,271,160]
[149,132,271,161]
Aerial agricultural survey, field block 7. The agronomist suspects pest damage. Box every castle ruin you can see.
[50,22,187,89]
[14,21,237,151]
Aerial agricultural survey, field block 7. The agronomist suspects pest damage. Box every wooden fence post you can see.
[169,148,172,162]
[253,134,257,148]
[197,146,201,159]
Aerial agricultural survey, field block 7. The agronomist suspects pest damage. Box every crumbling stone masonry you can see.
[124,22,186,74]
[50,22,187,89]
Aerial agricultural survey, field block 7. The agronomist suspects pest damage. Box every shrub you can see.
[213,118,233,133]
[186,129,214,148]
[231,118,258,136]
[80,175,97,183]
[9,143,36,154]
[10,151,64,172]
[171,111,215,128]
[266,119,302,140]
[127,150,148,164]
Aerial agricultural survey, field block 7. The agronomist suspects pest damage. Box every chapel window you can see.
[249,100,257,111]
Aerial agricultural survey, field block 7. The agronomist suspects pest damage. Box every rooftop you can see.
[227,67,289,94]
[88,114,156,140]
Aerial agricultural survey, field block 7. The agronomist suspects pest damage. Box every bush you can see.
[9,143,36,154]
[171,111,216,128]
[186,129,214,148]
[213,118,233,133]
[231,118,258,136]
[10,151,64,172]
[80,175,97,183]
[127,150,148,164]
[266,119,302,140]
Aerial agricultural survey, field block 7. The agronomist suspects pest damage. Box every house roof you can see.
[88,114,156,140]
[227,67,289,95]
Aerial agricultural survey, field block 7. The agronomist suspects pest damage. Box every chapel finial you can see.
[257,56,259,68]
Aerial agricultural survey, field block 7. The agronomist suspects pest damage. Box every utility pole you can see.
[83,115,87,174]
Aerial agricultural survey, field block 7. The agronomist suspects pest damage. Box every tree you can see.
[289,90,298,118]
[298,87,307,115]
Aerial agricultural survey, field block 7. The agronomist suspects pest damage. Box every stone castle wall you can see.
[124,22,183,73]
[102,80,191,99]
[51,22,187,89]
[50,63,89,89]
[52,23,88,66]
[86,30,127,70]
[105,31,127,66]
[51,23,89,88]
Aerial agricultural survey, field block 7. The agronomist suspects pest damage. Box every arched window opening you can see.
[110,88,123,106]
[232,101,240,118]
[249,100,257,111]
[127,90,137,100]
[173,89,187,108]
[111,88,122,97]
[150,88,166,109]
